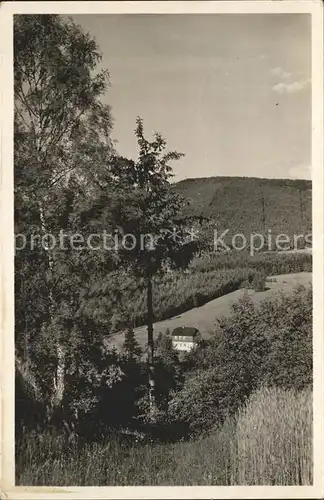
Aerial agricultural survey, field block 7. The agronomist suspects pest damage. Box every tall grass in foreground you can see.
[16,386,312,486]
[231,387,313,485]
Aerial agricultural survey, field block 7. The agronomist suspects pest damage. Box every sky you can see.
[72,14,311,182]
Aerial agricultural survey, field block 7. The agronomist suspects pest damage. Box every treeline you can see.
[106,251,312,331]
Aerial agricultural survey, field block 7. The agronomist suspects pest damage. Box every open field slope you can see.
[173,176,312,242]
[107,271,312,350]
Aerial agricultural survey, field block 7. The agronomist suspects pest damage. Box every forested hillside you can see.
[174,176,312,244]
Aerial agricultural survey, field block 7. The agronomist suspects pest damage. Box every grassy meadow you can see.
[16,386,312,486]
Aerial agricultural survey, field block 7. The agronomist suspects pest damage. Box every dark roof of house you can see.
[171,326,200,338]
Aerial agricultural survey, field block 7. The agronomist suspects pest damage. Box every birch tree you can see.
[14,14,114,419]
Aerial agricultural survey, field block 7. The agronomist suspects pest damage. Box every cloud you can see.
[272,79,311,94]
[270,66,311,94]
[271,66,291,80]
[288,164,312,180]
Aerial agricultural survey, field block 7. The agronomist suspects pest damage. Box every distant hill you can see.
[173,176,312,247]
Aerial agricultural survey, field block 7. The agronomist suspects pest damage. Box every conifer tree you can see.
[122,327,142,361]
[108,118,200,420]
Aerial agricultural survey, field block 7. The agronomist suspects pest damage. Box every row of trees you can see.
[15,14,201,429]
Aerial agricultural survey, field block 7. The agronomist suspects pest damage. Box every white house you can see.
[171,326,200,352]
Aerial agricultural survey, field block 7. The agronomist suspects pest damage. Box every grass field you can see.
[107,271,312,350]
[16,385,312,486]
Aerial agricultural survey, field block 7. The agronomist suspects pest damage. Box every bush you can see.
[219,285,312,392]
[169,285,312,434]
[259,285,312,390]
[168,365,245,434]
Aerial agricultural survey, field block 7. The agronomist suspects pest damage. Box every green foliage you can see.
[14,14,113,194]
[251,271,267,291]
[154,331,183,411]
[190,249,312,275]
[168,285,312,433]
[258,285,313,390]
[106,117,195,278]
[63,340,125,424]
[168,367,235,433]
[155,330,173,352]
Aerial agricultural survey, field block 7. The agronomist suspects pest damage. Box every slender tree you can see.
[106,118,200,420]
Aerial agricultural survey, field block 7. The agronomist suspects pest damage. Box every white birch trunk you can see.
[39,201,66,413]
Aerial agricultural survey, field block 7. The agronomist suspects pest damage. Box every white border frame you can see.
[1,2,323,499]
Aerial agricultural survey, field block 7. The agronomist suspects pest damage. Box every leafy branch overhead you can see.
[100,117,203,277]
[14,14,114,196]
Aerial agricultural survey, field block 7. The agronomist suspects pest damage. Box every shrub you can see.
[217,285,312,392]
[169,285,312,434]
[259,285,312,390]
[168,365,246,434]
